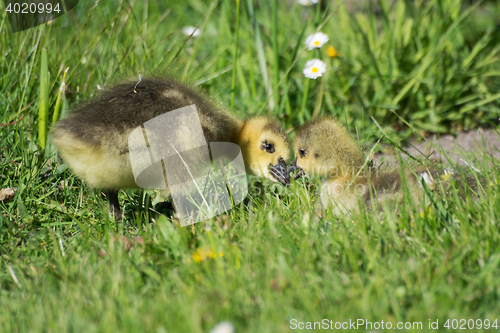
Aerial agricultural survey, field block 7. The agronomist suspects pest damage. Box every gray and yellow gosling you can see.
[290,117,485,215]
[53,78,290,219]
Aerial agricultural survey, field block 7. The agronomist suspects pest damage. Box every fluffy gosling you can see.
[53,78,290,219]
[292,117,485,215]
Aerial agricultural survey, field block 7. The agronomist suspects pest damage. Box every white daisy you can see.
[305,32,329,50]
[303,58,326,79]
[210,322,234,333]
[417,172,435,188]
[297,0,318,5]
[182,26,200,37]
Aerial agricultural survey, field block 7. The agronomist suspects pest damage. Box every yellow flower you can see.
[327,45,339,58]
[419,206,435,219]
[440,167,454,182]
[192,248,223,263]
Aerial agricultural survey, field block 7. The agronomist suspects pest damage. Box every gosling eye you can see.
[298,149,307,158]
[261,140,275,154]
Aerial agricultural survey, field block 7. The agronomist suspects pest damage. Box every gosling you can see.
[292,117,485,215]
[52,78,290,219]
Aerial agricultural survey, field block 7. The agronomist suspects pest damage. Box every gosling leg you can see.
[105,190,122,220]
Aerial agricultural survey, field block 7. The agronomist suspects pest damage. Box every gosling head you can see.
[294,117,365,179]
[237,117,290,180]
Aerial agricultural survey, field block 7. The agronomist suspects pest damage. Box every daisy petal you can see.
[182,26,200,37]
[305,32,329,50]
[297,0,319,6]
[303,58,327,79]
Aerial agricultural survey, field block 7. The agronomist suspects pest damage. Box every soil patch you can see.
[370,128,500,168]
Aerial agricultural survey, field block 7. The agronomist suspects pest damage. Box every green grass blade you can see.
[38,48,49,149]
[51,67,69,127]
[230,0,241,110]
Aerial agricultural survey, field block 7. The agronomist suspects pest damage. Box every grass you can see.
[1,0,500,331]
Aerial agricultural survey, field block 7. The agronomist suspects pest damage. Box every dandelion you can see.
[327,45,339,58]
[297,0,318,6]
[192,248,223,263]
[305,32,329,50]
[303,58,326,79]
[182,26,200,37]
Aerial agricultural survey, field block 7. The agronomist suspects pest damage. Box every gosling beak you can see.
[286,157,300,172]
[270,157,303,186]
[287,157,304,180]
[270,156,290,186]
